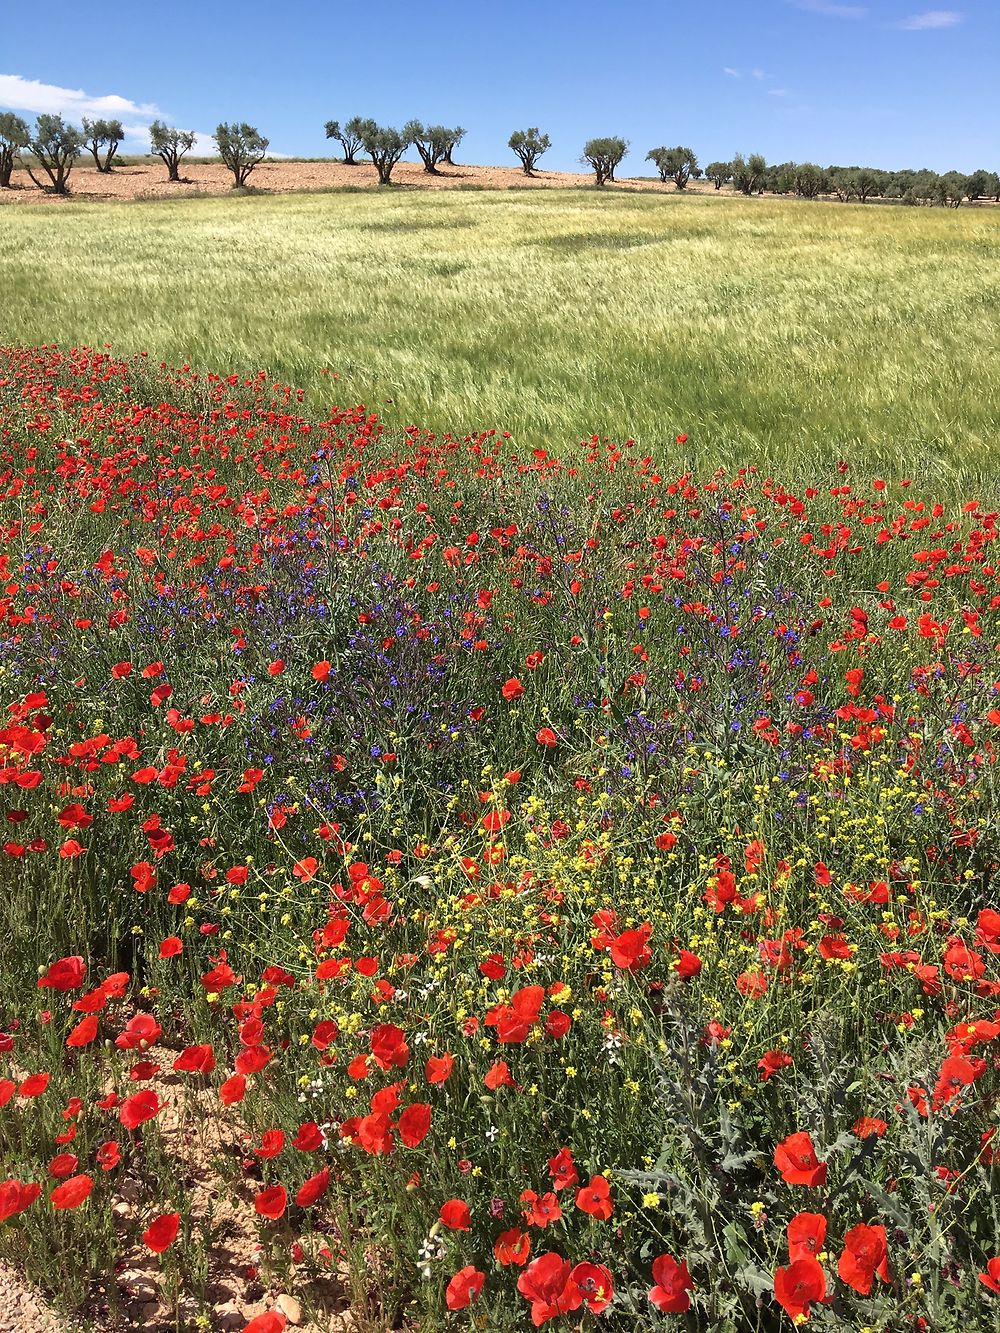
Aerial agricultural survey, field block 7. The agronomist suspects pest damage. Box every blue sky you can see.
[2,0,997,173]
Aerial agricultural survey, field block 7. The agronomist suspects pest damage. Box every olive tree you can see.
[794,162,828,199]
[404,121,458,174]
[324,116,367,165]
[82,117,124,173]
[852,168,880,203]
[358,120,410,184]
[150,122,196,182]
[705,160,731,190]
[24,114,83,195]
[963,169,994,202]
[443,126,465,165]
[731,152,766,195]
[214,122,269,187]
[582,136,628,186]
[646,146,698,188]
[941,171,966,208]
[0,112,30,188]
[826,167,852,202]
[508,127,550,175]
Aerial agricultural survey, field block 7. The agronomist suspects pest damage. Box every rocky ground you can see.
[0,1050,352,1333]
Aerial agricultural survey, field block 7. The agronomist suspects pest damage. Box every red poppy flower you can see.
[37,956,86,992]
[173,1044,216,1075]
[648,1254,693,1313]
[851,1117,887,1139]
[481,808,511,836]
[520,1189,562,1228]
[980,1257,1000,1293]
[116,1013,162,1050]
[96,1141,121,1171]
[18,1073,49,1098]
[254,1130,285,1159]
[220,1074,247,1105]
[143,1212,180,1253]
[502,678,525,701]
[494,1227,532,1266]
[242,1315,286,1333]
[610,924,653,972]
[517,1252,582,1325]
[47,1153,79,1180]
[0,1180,41,1221]
[397,1102,431,1148]
[788,1212,827,1262]
[311,1020,339,1051]
[737,970,769,998]
[758,1050,793,1081]
[159,936,182,958]
[49,1174,93,1209]
[439,1198,472,1231]
[119,1090,160,1130]
[571,1262,613,1315]
[675,948,702,978]
[838,1224,889,1295]
[370,1023,409,1070]
[295,1167,330,1208]
[575,1174,613,1220]
[254,1185,287,1220]
[292,1122,323,1152]
[774,1257,826,1321]
[425,1052,454,1085]
[547,1148,578,1191]
[235,1044,272,1076]
[774,1132,827,1187]
[66,1015,99,1048]
[445,1265,484,1311]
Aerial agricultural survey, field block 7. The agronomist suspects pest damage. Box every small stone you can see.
[119,1271,158,1303]
[274,1293,303,1324]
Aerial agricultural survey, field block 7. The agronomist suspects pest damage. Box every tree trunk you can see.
[0,155,12,188]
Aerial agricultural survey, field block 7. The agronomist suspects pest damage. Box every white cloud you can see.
[0,74,162,121]
[723,67,741,77]
[751,67,767,79]
[0,74,216,151]
[768,88,790,96]
[793,0,868,17]
[895,9,962,28]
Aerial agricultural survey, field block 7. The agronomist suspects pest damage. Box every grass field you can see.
[5,182,1000,1331]
[3,187,1000,484]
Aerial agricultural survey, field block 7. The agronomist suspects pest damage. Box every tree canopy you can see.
[582,137,628,187]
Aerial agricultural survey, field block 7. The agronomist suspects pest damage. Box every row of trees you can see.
[0,114,267,194]
[2,109,997,206]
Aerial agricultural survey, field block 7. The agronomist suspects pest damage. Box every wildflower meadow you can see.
[1,343,999,1331]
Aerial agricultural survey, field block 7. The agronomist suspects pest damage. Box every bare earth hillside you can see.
[0,158,716,204]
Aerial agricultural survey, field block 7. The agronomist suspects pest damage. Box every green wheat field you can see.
[3,187,1000,484]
